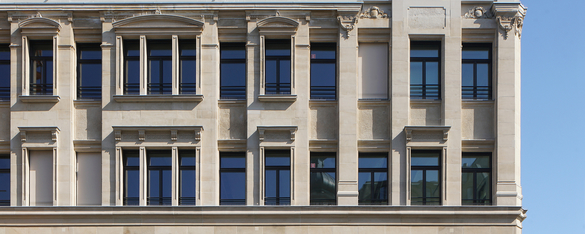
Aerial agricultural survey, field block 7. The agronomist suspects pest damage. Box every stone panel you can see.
[462,102,494,140]
[75,105,102,140]
[219,104,247,140]
[410,102,441,126]
[358,103,389,140]
[309,104,337,140]
[408,7,446,29]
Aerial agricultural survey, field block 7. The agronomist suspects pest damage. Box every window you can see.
[123,150,139,205]
[124,40,140,95]
[220,152,246,205]
[310,43,336,99]
[411,150,441,205]
[410,41,440,99]
[358,153,388,205]
[359,43,388,99]
[77,43,102,99]
[0,155,9,206]
[147,40,172,95]
[179,40,197,94]
[462,152,492,205]
[76,152,101,206]
[265,39,291,95]
[0,45,9,100]
[310,152,336,205]
[462,43,492,100]
[220,42,246,99]
[179,150,196,205]
[29,150,53,206]
[147,150,172,205]
[265,150,290,205]
[29,41,53,95]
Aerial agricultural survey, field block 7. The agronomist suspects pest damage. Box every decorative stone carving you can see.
[171,130,178,141]
[258,126,298,142]
[18,126,60,143]
[464,6,493,19]
[138,130,145,141]
[113,126,203,143]
[404,126,450,142]
[337,15,358,32]
[492,3,527,40]
[360,6,389,19]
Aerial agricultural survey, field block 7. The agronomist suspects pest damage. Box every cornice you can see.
[492,2,527,40]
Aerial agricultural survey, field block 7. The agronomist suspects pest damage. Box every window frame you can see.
[29,40,54,96]
[410,150,442,205]
[462,152,492,205]
[264,149,291,205]
[219,152,246,205]
[179,39,197,95]
[146,150,172,205]
[0,154,9,206]
[147,40,173,95]
[462,43,492,100]
[76,43,102,100]
[410,41,441,100]
[178,149,196,205]
[0,44,10,101]
[358,152,389,205]
[310,152,337,205]
[310,42,337,100]
[219,42,246,100]
[264,39,292,95]
[123,149,140,206]
[123,39,140,95]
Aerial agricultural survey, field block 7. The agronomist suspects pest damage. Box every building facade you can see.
[0,0,526,233]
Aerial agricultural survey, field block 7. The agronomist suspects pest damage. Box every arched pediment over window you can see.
[19,17,61,31]
[112,14,204,35]
[257,16,299,35]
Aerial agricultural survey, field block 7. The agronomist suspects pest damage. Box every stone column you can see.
[336,12,359,206]
[100,14,116,206]
[493,2,526,206]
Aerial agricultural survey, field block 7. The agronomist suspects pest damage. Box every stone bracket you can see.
[18,126,60,143]
[258,126,298,142]
[113,126,203,142]
[404,126,451,142]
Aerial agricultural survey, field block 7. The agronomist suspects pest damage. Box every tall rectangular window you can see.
[29,41,53,95]
[462,43,492,100]
[220,152,246,205]
[179,40,196,94]
[462,152,492,205]
[76,152,101,206]
[124,40,140,95]
[265,39,291,95]
[359,43,388,99]
[0,155,9,206]
[179,149,196,205]
[0,45,9,100]
[265,150,290,205]
[29,150,53,206]
[147,40,172,94]
[77,43,102,99]
[123,150,139,205]
[220,42,246,99]
[410,41,440,99]
[310,43,336,99]
[411,150,441,205]
[147,150,172,205]
[358,153,388,205]
[310,152,336,205]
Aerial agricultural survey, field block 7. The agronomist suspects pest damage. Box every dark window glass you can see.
[310,152,336,205]
[179,149,196,205]
[411,150,441,205]
[0,155,9,206]
[179,40,196,94]
[311,43,336,100]
[265,150,290,205]
[462,152,492,205]
[462,43,492,100]
[123,150,139,205]
[147,150,172,205]
[220,42,246,99]
[410,41,440,99]
[124,40,140,94]
[148,40,172,94]
[29,41,53,95]
[220,152,246,205]
[265,39,291,95]
[0,45,9,101]
[358,153,388,205]
[77,43,102,99]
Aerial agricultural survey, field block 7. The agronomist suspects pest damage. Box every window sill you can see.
[257,95,297,102]
[410,99,441,104]
[113,95,204,103]
[19,95,60,103]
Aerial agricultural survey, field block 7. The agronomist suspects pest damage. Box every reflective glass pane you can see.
[411,170,423,201]
[279,170,290,198]
[125,170,139,197]
[126,60,140,84]
[463,49,489,60]
[280,60,291,83]
[462,63,474,86]
[477,172,491,200]
[461,172,474,201]
[265,60,277,84]
[265,170,276,197]
[374,172,387,200]
[180,169,196,198]
[221,46,245,59]
[80,50,101,60]
[149,170,160,197]
[180,41,196,56]
[426,62,439,85]
[310,154,336,169]
[180,60,196,83]
[311,63,335,86]
[162,170,172,198]
[46,61,53,84]
[411,49,438,58]
[358,172,371,201]
[0,157,9,169]
[266,40,290,56]
[411,152,439,166]
[125,155,139,167]
[221,156,246,169]
[0,50,9,60]
[311,48,335,60]
[149,156,171,166]
[221,63,246,86]
[162,60,172,84]
[80,64,102,87]
[149,60,160,83]
[0,172,9,201]
[0,64,9,87]
[221,172,246,200]
[410,62,423,85]
[477,63,489,86]
[462,155,490,168]
[359,155,387,168]
[149,42,172,56]
[310,171,336,203]
[426,170,440,198]
[179,152,196,166]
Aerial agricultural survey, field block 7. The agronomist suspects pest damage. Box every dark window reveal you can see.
[411,150,441,205]
[358,153,388,205]
[29,41,53,95]
[123,150,139,205]
[220,152,246,205]
[0,45,10,100]
[310,43,336,100]
[124,40,140,94]
[265,150,290,205]
[0,155,9,206]
[220,42,246,99]
[179,40,197,94]
[462,43,492,100]
[410,41,441,99]
[179,150,196,205]
[77,43,102,99]
[265,39,291,95]
[310,152,336,205]
[147,40,172,94]
[462,152,492,205]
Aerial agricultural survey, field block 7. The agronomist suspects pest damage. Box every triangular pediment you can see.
[19,17,61,30]
[257,16,299,28]
[112,14,204,29]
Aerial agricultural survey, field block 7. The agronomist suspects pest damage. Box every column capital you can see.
[491,3,527,40]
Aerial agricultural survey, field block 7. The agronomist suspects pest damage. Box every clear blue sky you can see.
[521,0,585,233]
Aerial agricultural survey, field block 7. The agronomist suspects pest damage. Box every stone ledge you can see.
[113,95,203,103]
[19,95,60,103]
[257,95,297,102]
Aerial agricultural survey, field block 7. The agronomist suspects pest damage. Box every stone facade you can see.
[0,0,526,233]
